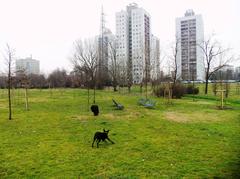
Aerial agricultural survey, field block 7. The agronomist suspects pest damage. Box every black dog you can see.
[91,105,99,116]
[92,129,115,148]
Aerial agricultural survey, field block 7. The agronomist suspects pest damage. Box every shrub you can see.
[153,85,165,97]
[153,83,199,99]
[172,83,185,98]
[153,83,185,99]
[212,83,218,96]
[186,85,199,95]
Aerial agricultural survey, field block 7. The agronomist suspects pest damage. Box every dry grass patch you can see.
[71,115,93,121]
[71,110,142,122]
[187,100,215,105]
[164,111,226,123]
[0,103,7,109]
[30,98,53,103]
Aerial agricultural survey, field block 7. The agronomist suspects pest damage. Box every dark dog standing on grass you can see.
[92,129,115,148]
[91,105,99,116]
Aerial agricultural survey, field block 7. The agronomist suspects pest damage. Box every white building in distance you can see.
[116,3,151,84]
[150,34,160,80]
[16,56,40,75]
[97,28,115,85]
[176,9,205,81]
[235,66,240,81]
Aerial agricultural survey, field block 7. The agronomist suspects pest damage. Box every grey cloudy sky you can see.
[0,0,239,74]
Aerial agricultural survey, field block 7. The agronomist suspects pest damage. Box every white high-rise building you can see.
[16,56,40,75]
[176,9,205,81]
[150,34,160,80]
[116,3,151,84]
[98,28,115,85]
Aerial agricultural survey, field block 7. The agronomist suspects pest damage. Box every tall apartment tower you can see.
[98,28,115,84]
[16,56,40,75]
[116,3,151,84]
[150,34,160,80]
[97,7,115,87]
[176,9,204,81]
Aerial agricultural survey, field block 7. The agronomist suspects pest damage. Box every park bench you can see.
[144,99,156,109]
[138,98,148,106]
[112,99,124,110]
[138,98,156,109]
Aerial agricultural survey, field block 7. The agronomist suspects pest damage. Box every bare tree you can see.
[108,40,120,92]
[0,75,7,88]
[28,74,47,88]
[118,61,128,92]
[47,68,68,88]
[150,39,165,94]
[167,39,180,92]
[16,69,30,110]
[71,39,98,105]
[198,35,234,94]
[126,59,133,93]
[4,44,15,120]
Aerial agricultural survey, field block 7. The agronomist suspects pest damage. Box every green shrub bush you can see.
[153,83,199,98]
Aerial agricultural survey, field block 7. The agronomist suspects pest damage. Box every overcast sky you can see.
[0,0,239,74]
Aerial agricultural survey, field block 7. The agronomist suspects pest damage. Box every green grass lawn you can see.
[0,87,239,178]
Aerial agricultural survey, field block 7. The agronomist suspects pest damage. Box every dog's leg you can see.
[96,139,100,148]
[92,138,96,147]
[107,137,115,144]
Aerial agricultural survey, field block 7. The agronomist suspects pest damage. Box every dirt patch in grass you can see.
[72,111,142,121]
[187,100,215,105]
[71,115,94,121]
[164,111,226,123]
[124,111,142,120]
[30,98,53,103]
[0,104,7,109]
[165,112,189,123]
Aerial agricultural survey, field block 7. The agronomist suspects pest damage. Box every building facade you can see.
[98,28,115,86]
[16,57,40,75]
[213,65,235,80]
[150,34,160,80]
[176,9,205,81]
[235,66,240,81]
[116,3,151,84]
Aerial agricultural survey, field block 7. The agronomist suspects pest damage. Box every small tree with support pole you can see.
[216,89,226,110]
[4,44,15,120]
[17,69,30,111]
[164,82,173,105]
[236,83,240,95]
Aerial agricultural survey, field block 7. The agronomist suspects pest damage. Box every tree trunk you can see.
[87,86,90,111]
[8,81,12,120]
[93,85,96,104]
[25,87,29,110]
[205,69,209,95]
[140,83,143,94]
[128,85,131,93]
[145,81,148,99]
[205,79,209,95]
[113,85,117,92]
[113,79,117,92]
[8,64,12,120]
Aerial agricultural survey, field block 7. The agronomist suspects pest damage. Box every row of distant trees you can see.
[0,69,85,89]
[1,35,239,92]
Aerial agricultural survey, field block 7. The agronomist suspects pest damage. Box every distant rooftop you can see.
[127,2,138,8]
[127,2,138,12]
[185,9,195,17]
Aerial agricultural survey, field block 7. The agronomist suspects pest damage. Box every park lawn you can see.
[0,88,239,178]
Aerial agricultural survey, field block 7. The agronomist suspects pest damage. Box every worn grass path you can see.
[0,88,239,178]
